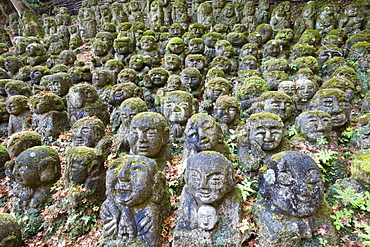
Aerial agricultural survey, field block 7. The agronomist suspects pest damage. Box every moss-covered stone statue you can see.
[237,112,291,173]
[0,213,22,247]
[212,95,240,135]
[100,155,169,246]
[350,114,370,150]
[294,78,318,112]
[200,76,232,115]
[6,95,31,136]
[173,151,245,246]
[25,43,47,66]
[65,146,106,209]
[254,151,337,246]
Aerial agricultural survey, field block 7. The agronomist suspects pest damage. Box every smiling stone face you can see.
[161,91,194,124]
[259,151,324,217]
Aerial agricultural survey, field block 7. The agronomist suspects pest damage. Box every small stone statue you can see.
[114,37,135,66]
[173,151,244,246]
[254,151,335,246]
[197,2,213,30]
[162,54,182,75]
[6,95,31,136]
[139,36,161,67]
[291,110,336,146]
[180,67,203,98]
[238,112,291,173]
[270,1,291,33]
[66,146,106,209]
[148,1,164,28]
[294,78,318,112]
[101,154,169,246]
[217,4,238,30]
[12,146,61,218]
[350,114,370,150]
[241,2,257,33]
[213,95,240,135]
[72,117,112,159]
[91,40,113,69]
[127,112,172,169]
[294,1,317,39]
[315,4,336,36]
[25,43,47,66]
[201,76,232,114]
[46,72,72,98]
[338,3,364,36]
[0,213,22,247]
[29,92,69,144]
[277,80,295,97]
[160,90,196,140]
[256,0,270,25]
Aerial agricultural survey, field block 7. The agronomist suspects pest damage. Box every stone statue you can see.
[184,55,207,79]
[213,95,240,135]
[197,2,213,30]
[350,114,370,150]
[91,40,114,69]
[139,36,161,67]
[217,4,238,30]
[173,151,244,246]
[182,113,230,165]
[160,90,196,140]
[66,83,110,126]
[100,155,169,246]
[180,67,203,98]
[172,1,188,29]
[111,2,128,27]
[6,95,31,136]
[72,117,112,159]
[25,43,47,66]
[256,0,270,25]
[308,89,350,131]
[12,146,61,218]
[315,4,336,36]
[162,54,182,75]
[66,146,106,209]
[114,37,135,67]
[241,2,257,34]
[165,37,186,63]
[148,1,164,28]
[277,80,295,97]
[238,112,291,173]
[0,213,22,247]
[115,98,148,154]
[292,110,336,146]
[4,80,31,97]
[270,1,291,34]
[294,79,318,111]
[212,0,226,20]
[46,72,72,99]
[294,1,317,39]
[254,151,334,246]
[127,112,172,169]
[201,76,232,114]
[29,92,69,144]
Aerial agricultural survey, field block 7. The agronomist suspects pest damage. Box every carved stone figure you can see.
[255,151,332,246]
[238,113,291,172]
[162,54,182,75]
[6,95,31,136]
[46,72,72,98]
[114,37,135,66]
[213,95,240,135]
[256,0,270,25]
[66,83,110,126]
[294,1,317,39]
[12,146,61,218]
[315,4,336,36]
[166,37,186,63]
[78,7,97,38]
[29,92,69,144]
[66,146,106,209]
[197,2,213,30]
[294,79,318,111]
[308,89,350,130]
[4,80,31,97]
[91,40,114,69]
[241,2,257,33]
[217,4,238,30]
[270,1,291,33]
[292,110,336,146]
[277,80,295,97]
[148,1,164,28]
[0,213,22,247]
[338,3,364,36]
[172,1,188,29]
[100,155,169,246]
[173,151,244,246]
[111,2,128,26]
[160,91,196,140]
[184,55,207,78]
[201,76,232,114]
[350,114,370,150]
[25,43,47,66]
[127,112,172,168]
[139,36,161,67]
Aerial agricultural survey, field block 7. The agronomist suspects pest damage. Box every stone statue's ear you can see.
[89,159,101,178]
[151,172,165,203]
[39,158,57,183]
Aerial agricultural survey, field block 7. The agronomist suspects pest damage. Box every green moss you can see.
[249,112,282,122]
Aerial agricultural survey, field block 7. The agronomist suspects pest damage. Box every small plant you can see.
[237,177,257,201]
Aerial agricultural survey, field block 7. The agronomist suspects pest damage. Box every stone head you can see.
[210,56,232,74]
[240,43,259,59]
[67,83,99,109]
[7,131,41,157]
[109,155,161,206]
[96,32,115,50]
[119,98,148,127]
[247,32,262,48]
[25,43,46,56]
[215,40,232,57]
[166,37,185,54]
[140,36,157,52]
[72,117,105,147]
[188,38,205,54]
[255,91,295,121]
[180,67,202,90]
[6,95,29,116]
[30,66,50,85]
[92,69,112,88]
[67,146,104,185]
[127,112,169,158]
[110,82,141,107]
[129,55,146,71]
[317,45,343,65]
[259,151,324,217]
[0,214,22,247]
[213,96,240,127]
[263,40,281,58]
[246,113,284,151]
[308,89,350,127]
[185,151,234,205]
[295,110,332,143]
[227,32,247,48]
[351,114,370,149]
[161,91,195,124]
[204,77,232,101]
[47,72,72,97]
[169,23,185,38]
[203,32,223,48]
[185,54,206,71]
[114,37,134,55]
[104,59,124,76]
[163,54,181,71]
[197,205,218,231]
[166,74,182,91]
[14,146,61,188]
[321,77,355,101]
[148,68,169,87]
[212,0,226,9]
[92,40,108,56]
[4,57,23,73]
[240,55,258,71]
[117,69,139,84]
[29,92,65,114]
[185,113,224,152]
[277,81,295,97]
[4,80,31,97]
[189,24,206,38]
[256,24,273,44]
[295,79,318,101]
[59,50,77,66]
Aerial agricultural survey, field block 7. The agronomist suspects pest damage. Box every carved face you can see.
[114,41,131,55]
[265,41,280,57]
[168,40,184,54]
[197,205,218,230]
[185,115,220,152]
[48,76,69,97]
[150,71,168,86]
[296,79,317,101]
[128,114,168,158]
[318,48,342,65]
[185,56,206,70]
[214,103,239,126]
[93,44,107,56]
[6,98,24,116]
[205,79,230,101]
[30,69,43,84]
[111,85,135,106]
[70,158,89,184]
[212,57,231,74]
[297,111,332,143]
[129,56,144,70]
[310,92,350,127]
[163,55,181,71]
[278,81,296,97]
[140,38,156,51]
[72,123,99,147]
[240,44,258,58]
[120,105,140,127]
[92,71,110,88]
[113,157,156,206]
[213,0,226,9]
[239,58,257,70]
[186,152,231,204]
[162,93,193,124]
[223,5,234,17]
[13,159,40,187]
[262,152,324,217]
[180,72,200,90]
[249,118,283,150]
[263,98,294,121]
[188,40,205,54]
